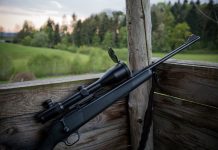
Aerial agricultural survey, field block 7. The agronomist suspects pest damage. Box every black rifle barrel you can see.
[148,34,200,69]
[38,34,200,150]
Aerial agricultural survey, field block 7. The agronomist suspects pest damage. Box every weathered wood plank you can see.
[0,73,102,90]
[0,100,128,149]
[55,122,129,150]
[126,0,152,149]
[0,81,92,118]
[156,61,218,107]
[0,77,129,150]
[153,93,218,150]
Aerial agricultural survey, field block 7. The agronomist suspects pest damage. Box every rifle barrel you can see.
[148,34,200,69]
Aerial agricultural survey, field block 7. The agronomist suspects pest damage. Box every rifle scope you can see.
[35,61,130,123]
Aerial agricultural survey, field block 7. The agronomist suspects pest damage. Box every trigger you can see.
[63,131,80,146]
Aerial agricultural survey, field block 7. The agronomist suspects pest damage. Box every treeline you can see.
[14,0,218,52]
[152,0,218,52]
[14,11,127,52]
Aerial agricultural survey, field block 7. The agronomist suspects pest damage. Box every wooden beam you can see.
[126,0,152,149]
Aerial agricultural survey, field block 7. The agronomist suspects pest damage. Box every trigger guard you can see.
[63,131,80,146]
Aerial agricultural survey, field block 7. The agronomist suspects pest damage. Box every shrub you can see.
[28,54,72,77]
[114,48,128,61]
[70,54,88,74]
[88,49,113,72]
[28,55,51,77]
[31,31,49,47]
[54,43,68,50]
[0,54,14,81]
[21,36,32,46]
[77,46,92,55]
[67,45,77,53]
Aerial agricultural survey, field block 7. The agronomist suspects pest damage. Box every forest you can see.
[0,0,218,82]
[13,0,218,52]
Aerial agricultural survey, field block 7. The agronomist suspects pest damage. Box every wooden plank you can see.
[0,81,92,118]
[0,100,128,149]
[55,122,129,150]
[153,93,218,150]
[155,61,218,107]
[0,77,129,149]
[126,0,153,149]
[0,73,102,90]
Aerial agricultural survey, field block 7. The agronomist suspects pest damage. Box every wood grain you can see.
[126,0,153,149]
[0,77,129,150]
[155,62,218,107]
[153,93,218,150]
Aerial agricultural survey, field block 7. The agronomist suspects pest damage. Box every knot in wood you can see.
[137,118,143,124]
[6,127,17,135]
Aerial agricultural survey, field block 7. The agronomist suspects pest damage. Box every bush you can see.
[114,48,128,61]
[70,54,88,74]
[0,54,14,81]
[88,49,113,72]
[77,46,92,55]
[54,43,68,50]
[31,31,49,47]
[28,54,72,77]
[67,45,77,53]
[21,36,32,46]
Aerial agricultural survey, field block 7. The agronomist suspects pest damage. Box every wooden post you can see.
[126,0,152,150]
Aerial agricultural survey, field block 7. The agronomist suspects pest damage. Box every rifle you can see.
[36,34,200,150]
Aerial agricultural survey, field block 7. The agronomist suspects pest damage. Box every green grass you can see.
[153,53,218,63]
[0,43,218,83]
[0,43,89,79]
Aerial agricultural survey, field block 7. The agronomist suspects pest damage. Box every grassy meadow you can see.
[0,43,218,82]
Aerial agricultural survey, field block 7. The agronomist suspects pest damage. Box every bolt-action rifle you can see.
[36,34,200,150]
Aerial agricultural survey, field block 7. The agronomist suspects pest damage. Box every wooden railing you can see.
[0,74,130,150]
[0,60,218,150]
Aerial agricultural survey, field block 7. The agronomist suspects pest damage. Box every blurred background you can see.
[0,0,217,83]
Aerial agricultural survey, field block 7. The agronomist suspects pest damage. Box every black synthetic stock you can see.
[38,70,153,150]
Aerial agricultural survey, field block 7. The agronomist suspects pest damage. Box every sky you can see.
[0,0,212,32]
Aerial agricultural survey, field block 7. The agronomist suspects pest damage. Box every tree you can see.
[151,3,175,51]
[98,13,110,43]
[170,22,191,48]
[21,36,32,46]
[61,15,68,34]
[171,0,183,23]
[44,18,55,47]
[118,27,127,48]
[15,20,35,43]
[31,31,49,47]
[203,0,218,49]
[185,3,203,36]
[71,13,77,32]
[73,20,82,46]
[102,31,115,49]
[54,24,61,45]
[92,34,101,46]
[0,26,4,39]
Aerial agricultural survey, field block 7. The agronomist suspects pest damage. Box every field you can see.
[0,43,89,72]
[0,43,218,82]
[153,52,218,63]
